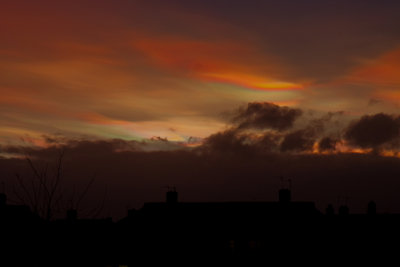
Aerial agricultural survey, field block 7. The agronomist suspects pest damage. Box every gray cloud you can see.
[202,129,256,155]
[207,105,400,155]
[280,129,315,152]
[318,137,338,151]
[233,102,302,131]
[345,113,400,149]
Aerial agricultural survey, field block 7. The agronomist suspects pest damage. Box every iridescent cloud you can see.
[1,0,400,149]
[133,37,303,91]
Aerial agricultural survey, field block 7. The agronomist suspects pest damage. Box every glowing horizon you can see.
[1,0,400,151]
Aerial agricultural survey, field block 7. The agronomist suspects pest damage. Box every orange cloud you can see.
[77,112,131,126]
[349,47,400,87]
[133,38,303,91]
[0,2,305,145]
[344,47,400,103]
[78,111,225,142]
[201,72,303,91]
[0,87,72,117]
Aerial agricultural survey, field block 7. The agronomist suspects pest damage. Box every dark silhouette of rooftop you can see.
[0,193,38,224]
[138,188,320,222]
[1,189,400,266]
[368,201,377,215]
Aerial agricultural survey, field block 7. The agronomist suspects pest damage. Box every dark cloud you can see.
[203,128,287,155]
[0,145,26,155]
[202,129,255,155]
[0,137,190,161]
[255,132,281,152]
[345,113,400,148]
[205,105,345,154]
[204,106,400,155]
[233,102,302,131]
[318,137,338,151]
[307,111,344,133]
[280,129,315,152]
[368,98,382,106]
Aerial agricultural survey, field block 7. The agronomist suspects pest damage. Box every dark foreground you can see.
[2,191,400,266]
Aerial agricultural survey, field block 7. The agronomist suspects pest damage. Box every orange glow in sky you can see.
[1,0,400,149]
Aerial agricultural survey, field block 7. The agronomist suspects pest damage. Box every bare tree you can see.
[65,173,107,219]
[10,150,106,221]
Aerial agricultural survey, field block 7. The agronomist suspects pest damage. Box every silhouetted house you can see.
[338,205,349,216]
[326,204,335,216]
[0,193,36,224]
[126,188,321,231]
[0,193,6,207]
[367,201,376,215]
[141,188,319,216]
[54,208,113,226]
[115,189,322,259]
[115,190,400,263]
[279,188,291,203]
[166,188,178,204]
[66,209,78,222]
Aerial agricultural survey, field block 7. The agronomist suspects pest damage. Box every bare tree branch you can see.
[15,173,34,208]
[75,175,95,210]
[12,149,105,221]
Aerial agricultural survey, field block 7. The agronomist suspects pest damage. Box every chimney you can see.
[326,204,335,216]
[338,205,349,216]
[0,193,6,208]
[367,201,376,215]
[166,189,178,204]
[66,209,78,222]
[279,189,291,203]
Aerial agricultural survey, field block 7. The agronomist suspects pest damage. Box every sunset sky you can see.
[1,0,399,146]
[2,1,400,218]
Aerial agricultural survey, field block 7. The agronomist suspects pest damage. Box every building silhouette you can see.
[0,193,37,224]
[1,189,400,266]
